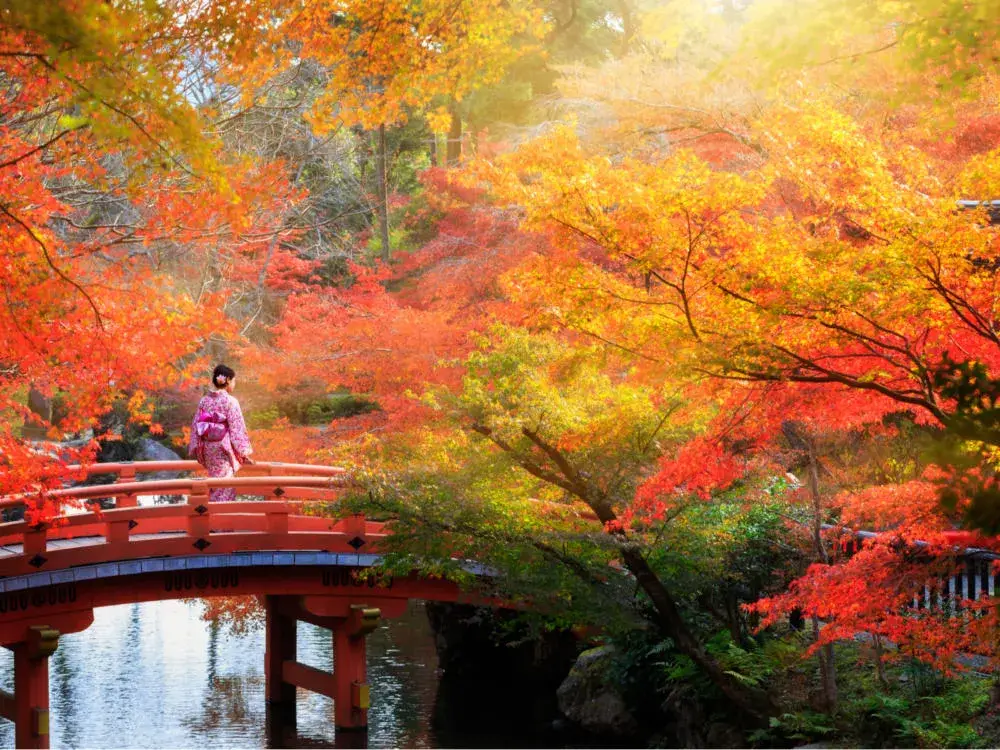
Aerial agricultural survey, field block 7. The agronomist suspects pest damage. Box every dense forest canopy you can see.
[6,0,1000,742]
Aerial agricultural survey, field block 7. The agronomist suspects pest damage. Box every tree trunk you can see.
[806,443,829,565]
[473,423,774,724]
[812,615,838,711]
[375,123,390,262]
[806,439,838,711]
[446,101,462,166]
[874,634,889,689]
[618,545,774,721]
[616,0,635,58]
[584,493,772,721]
[726,591,746,647]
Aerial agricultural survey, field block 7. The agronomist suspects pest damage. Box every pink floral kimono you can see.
[188,390,253,502]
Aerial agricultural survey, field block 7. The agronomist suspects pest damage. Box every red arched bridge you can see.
[0,461,483,749]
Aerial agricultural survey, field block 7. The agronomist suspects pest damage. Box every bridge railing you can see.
[65,460,347,482]
[0,465,380,579]
[1,461,350,511]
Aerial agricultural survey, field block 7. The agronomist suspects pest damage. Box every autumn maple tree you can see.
[425,0,1000,694]
[0,0,259,509]
[0,0,544,503]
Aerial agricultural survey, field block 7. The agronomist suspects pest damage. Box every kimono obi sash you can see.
[194,406,228,442]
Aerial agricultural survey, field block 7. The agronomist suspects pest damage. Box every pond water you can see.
[0,599,564,749]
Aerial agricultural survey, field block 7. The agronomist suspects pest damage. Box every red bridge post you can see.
[333,604,379,730]
[264,596,298,708]
[0,625,60,749]
[188,480,211,541]
[116,464,137,508]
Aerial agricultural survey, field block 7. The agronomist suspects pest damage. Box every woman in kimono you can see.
[189,364,254,501]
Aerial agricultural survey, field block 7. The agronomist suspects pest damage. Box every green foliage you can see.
[661,629,800,699]
[737,637,995,748]
[645,499,802,622]
[443,325,680,491]
[391,189,446,256]
[751,711,837,744]
[248,390,379,428]
[607,622,997,749]
[312,255,353,288]
[367,225,416,259]
[386,120,434,194]
[341,435,644,633]
[603,629,682,713]
[848,678,990,749]
[245,406,281,430]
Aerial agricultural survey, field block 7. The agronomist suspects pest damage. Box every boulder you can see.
[133,438,185,503]
[556,645,640,739]
[22,388,52,439]
[655,684,747,748]
[135,437,184,474]
[27,388,51,420]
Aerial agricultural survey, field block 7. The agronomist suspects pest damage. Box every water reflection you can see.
[0,599,447,749]
[0,598,570,749]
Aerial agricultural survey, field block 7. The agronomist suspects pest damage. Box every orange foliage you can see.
[247,183,547,429]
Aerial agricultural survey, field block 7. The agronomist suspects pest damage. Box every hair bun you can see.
[211,364,236,388]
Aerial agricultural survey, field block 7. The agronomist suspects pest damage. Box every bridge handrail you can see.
[823,523,999,561]
[65,461,346,479]
[0,475,351,512]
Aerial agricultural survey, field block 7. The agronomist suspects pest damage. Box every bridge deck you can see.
[0,549,390,594]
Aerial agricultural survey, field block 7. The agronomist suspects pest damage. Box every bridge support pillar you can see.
[263,596,379,731]
[332,612,372,731]
[0,625,59,749]
[264,596,297,707]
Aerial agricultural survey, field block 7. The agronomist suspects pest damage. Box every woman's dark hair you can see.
[212,364,236,389]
